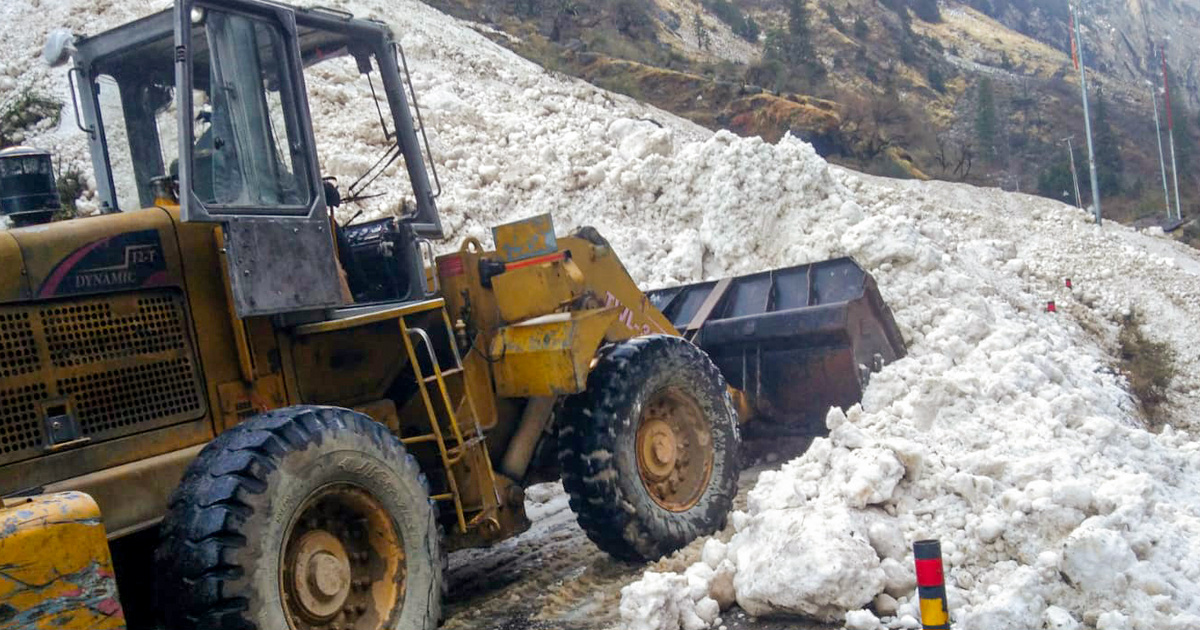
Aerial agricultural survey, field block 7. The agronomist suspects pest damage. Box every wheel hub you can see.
[635,388,715,513]
[292,531,352,618]
[639,418,678,480]
[281,485,407,630]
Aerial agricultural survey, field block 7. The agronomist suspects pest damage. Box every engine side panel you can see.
[8,210,182,301]
[0,231,30,304]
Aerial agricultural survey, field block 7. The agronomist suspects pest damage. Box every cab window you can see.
[189,10,312,209]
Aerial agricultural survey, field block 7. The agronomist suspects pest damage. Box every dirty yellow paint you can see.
[491,213,557,262]
[489,308,617,397]
[0,492,125,630]
[492,258,584,323]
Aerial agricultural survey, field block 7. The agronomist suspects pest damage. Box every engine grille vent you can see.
[0,290,205,467]
[42,295,187,368]
[0,312,40,378]
[59,357,202,441]
[0,384,48,457]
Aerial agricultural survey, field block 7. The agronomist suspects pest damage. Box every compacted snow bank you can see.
[5,2,1200,630]
[620,166,1200,630]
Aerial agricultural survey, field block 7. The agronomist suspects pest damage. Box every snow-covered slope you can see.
[621,171,1200,630]
[4,2,1200,630]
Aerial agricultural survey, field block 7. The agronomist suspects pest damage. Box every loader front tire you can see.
[559,335,739,561]
[155,406,441,630]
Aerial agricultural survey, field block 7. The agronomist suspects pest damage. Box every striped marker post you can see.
[914,539,950,629]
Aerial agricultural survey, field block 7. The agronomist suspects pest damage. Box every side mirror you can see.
[43,29,75,67]
[323,178,341,209]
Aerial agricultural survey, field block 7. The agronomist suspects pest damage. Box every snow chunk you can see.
[844,608,881,630]
[700,538,727,569]
[730,503,884,621]
[957,566,1045,630]
[608,118,674,159]
[831,447,906,508]
[620,573,697,630]
[1043,605,1081,630]
[1061,525,1136,594]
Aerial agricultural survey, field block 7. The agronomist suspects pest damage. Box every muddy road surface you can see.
[442,436,834,630]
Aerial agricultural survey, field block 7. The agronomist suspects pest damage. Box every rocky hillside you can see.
[418,0,1200,231]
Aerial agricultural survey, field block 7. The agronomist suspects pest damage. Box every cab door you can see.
[174,0,342,316]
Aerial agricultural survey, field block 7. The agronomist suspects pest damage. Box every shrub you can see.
[1119,311,1176,428]
[56,166,87,220]
[704,0,761,41]
[853,15,869,38]
[0,89,62,149]
[823,2,846,33]
[927,65,946,92]
[910,0,942,22]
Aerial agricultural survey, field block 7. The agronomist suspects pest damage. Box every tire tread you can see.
[155,405,439,630]
[558,335,738,562]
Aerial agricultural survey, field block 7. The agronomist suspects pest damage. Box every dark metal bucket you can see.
[647,257,906,434]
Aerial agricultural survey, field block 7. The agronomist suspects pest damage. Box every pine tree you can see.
[694,12,712,50]
[910,0,942,22]
[742,15,761,41]
[548,0,579,41]
[1091,87,1123,195]
[764,0,815,67]
[975,77,997,161]
[823,2,846,33]
[1037,155,1079,205]
[515,0,543,18]
[610,0,654,40]
[853,15,868,38]
[1165,66,1194,179]
[787,0,815,61]
[927,65,945,92]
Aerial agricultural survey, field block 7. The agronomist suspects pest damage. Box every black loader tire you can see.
[558,335,739,561]
[155,405,441,630]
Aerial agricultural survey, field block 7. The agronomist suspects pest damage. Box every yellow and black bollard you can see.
[913,539,950,629]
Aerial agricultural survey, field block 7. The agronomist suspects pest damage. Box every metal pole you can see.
[1063,136,1083,210]
[1073,4,1102,225]
[1150,82,1172,218]
[914,540,951,629]
[1163,49,1183,221]
[1168,135,1182,221]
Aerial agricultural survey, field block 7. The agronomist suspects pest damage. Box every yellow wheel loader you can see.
[0,1,905,629]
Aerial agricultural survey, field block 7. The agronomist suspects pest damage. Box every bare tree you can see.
[954,142,974,180]
[841,94,892,161]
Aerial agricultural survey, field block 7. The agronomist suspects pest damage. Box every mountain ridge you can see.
[420,0,1200,233]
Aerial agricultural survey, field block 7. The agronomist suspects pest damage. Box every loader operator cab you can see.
[69,0,442,316]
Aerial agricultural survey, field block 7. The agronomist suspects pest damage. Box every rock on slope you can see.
[4,2,1200,630]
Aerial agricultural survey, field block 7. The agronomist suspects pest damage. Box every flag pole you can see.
[1063,136,1083,210]
[1162,47,1183,221]
[1150,75,1172,219]
[1072,3,1102,225]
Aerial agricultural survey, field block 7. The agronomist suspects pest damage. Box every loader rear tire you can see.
[558,335,739,561]
[155,405,441,630]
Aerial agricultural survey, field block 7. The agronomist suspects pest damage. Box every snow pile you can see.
[619,539,735,630]
[5,2,1200,630]
[621,165,1200,629]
